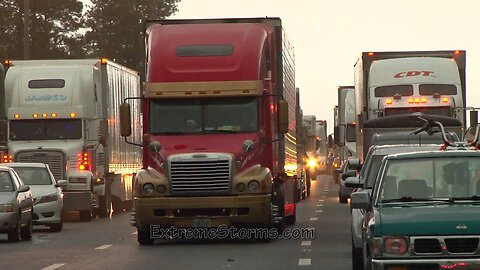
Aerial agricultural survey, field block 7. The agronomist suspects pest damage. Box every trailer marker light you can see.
[386,99,392,105]
[367,52,374,56]
[414,98,421,103]
[32,113,38,118]
[42,113,48,118]
[454,50,461,55]
[51,113,57,117]
[442,97,449,103]
[421,98,427,103]
[70,112,77,118]
[100,58,108,65]
[14,114,20,119]
[408,98,414,104]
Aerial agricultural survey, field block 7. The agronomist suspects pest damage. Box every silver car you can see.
[0,166,33,242]
[3,163,67,232]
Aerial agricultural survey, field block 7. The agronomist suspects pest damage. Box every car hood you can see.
[378,204,480,236]
[0,193,16,204]
[29,185,58,198]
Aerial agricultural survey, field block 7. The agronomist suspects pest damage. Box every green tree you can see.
[0,0,85,60]
[84,0,180,74]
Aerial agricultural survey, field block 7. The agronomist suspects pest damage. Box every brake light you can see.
[3,59,12,67]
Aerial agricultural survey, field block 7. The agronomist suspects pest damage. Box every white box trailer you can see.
[3,59,142,221]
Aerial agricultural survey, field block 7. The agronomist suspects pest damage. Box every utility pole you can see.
[23,0,30,59]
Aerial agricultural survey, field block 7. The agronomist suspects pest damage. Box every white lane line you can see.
[309,217,318,221]
[301,241,312,246]
[95,244,112,250]
[316,204,323,207]
[298,258,312,266]
[318,199,324,202]
[316,209,323,213]
[131,231,137,235]
[41,264,66,270]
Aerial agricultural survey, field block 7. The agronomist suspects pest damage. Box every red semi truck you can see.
[120,18,298,244]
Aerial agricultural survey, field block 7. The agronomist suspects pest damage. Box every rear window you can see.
[176,45,233,57]
[374,85,413,97]
[28,79,65,89]
[419,84,457,95]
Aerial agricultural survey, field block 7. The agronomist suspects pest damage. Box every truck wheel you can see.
[137,226,155,245]
[306,179,311,197]
[272,181,285,233]
[111,195,125,213]
[8,214,21,242]
[20,216,33,241]
[79,210,92,222]
[285,203,296,225]
[97,194,111,218]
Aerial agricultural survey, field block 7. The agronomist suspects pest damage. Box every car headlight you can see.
[142,183,155,195]
[0,203,15,212]
[384,236,408,255]
[248,180,260,191]
[36,193,60,204]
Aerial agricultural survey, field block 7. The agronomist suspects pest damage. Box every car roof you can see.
[1,163,47,168]
[387,150,480,160]
[0,165,13,172]
[370,144,441,156]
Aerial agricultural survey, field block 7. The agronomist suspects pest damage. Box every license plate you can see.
[192,218,211,227]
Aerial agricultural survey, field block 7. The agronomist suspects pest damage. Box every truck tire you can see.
[137,226,155,245]
[8,214,21,242]
[79,210,92,222]
[97,193,111,218]
[272,181,285,233]
[285,203,296,225]
[111,195,125,213]
[20,216,32,240]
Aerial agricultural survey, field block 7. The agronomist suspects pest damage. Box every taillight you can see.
[78,151,90,171]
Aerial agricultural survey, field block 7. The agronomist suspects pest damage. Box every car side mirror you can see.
[341,170,356,180]
[18,185,30,193]
[55,180,68,188]
[345,176,363,189]
[351,190,371,209]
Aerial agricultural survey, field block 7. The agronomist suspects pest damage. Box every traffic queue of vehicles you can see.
[332,50,480,269]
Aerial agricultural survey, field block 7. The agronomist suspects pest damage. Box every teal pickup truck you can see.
[352,149,480,270]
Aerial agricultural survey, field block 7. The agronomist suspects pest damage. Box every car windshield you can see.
[0,172,14,192]
[13,167,52,185]
[378,156,480,203]
[149,97,258,134]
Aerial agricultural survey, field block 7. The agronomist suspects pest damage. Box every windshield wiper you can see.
[382,197,454,203]
[450,195,480,201]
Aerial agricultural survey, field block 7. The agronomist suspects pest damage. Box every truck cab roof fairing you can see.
[146,23,269,82]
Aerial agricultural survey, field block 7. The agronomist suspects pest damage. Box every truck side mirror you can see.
[120,103,132,137]
[99,119,108,146]
[333,126,340,145]
[278,100,289,134]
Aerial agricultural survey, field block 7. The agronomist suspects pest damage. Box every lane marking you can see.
[316,204,323,207]
[95,244,112,250]
[301,241,312,246]
[298,258,312,266]
[309,217,318,221]
[318,199,324,202]
[131,231,137,235]
[41,264,65,270]
[316,209,323,213]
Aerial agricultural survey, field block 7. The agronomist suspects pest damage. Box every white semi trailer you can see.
[3,59,142,221]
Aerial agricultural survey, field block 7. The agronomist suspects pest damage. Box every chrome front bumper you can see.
[373,258,480,270]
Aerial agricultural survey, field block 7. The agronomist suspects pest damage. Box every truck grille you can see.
[169,154,231,195]
[414,238,442,254]
[445,238,479,253]
[16,151,65,180]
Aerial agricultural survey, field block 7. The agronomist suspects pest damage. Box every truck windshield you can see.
[419,84,457,95]
[149,97,258,134]
[379,157,480,203]
[9,119,82,140]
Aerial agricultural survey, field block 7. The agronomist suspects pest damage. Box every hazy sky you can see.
[169,0,480,133]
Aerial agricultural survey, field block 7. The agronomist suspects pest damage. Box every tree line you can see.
[0,0,181,74]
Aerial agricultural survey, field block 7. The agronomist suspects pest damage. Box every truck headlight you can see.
[236,183,246,192]
[384,236,408,255]
[0,203,15,212]
[142,183,154,195]
[156,184,167,194]
[307,158,317,167]
[36,193,60,204]
[248,180,260,191]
